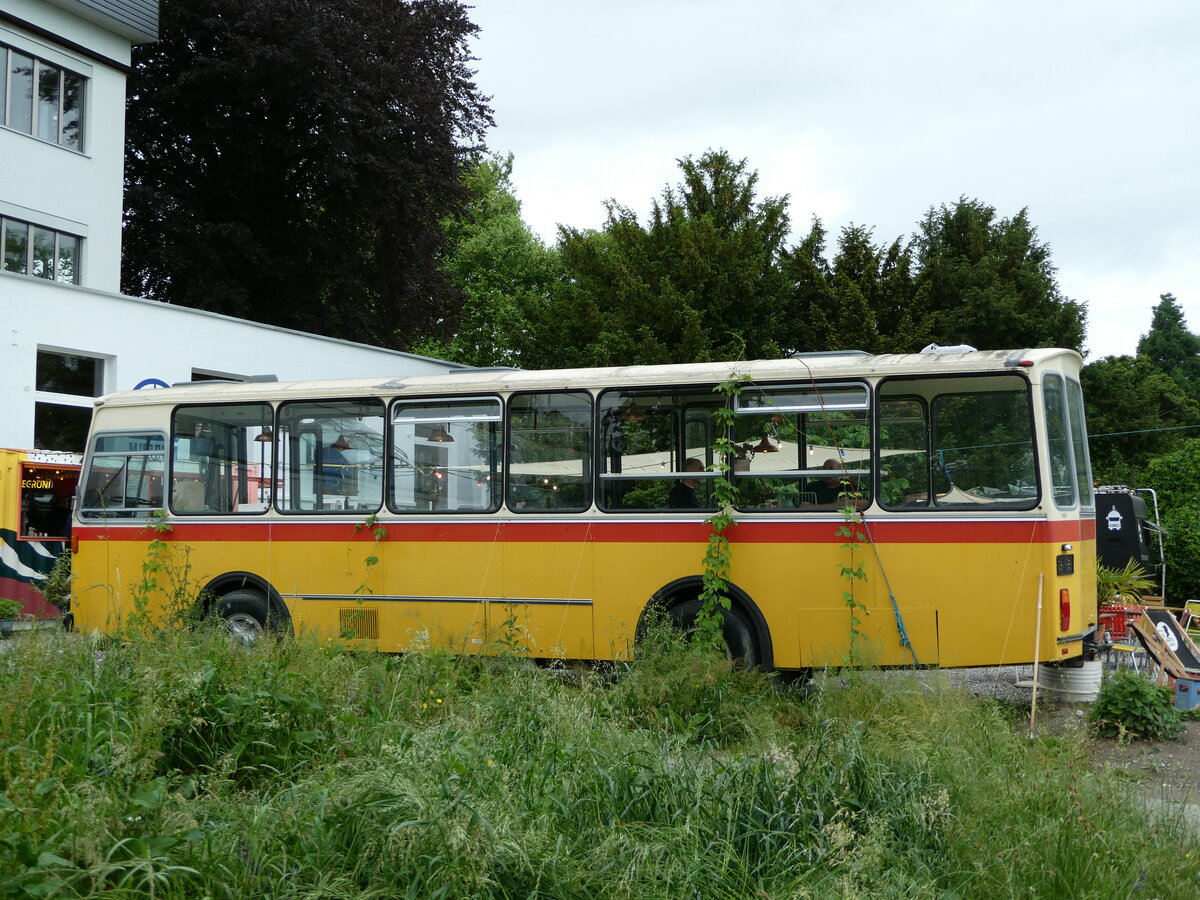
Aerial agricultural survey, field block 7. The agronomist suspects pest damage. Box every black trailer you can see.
[1095,486,1166,597]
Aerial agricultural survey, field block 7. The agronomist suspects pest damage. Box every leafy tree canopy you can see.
[553,151,792,366]
[1143,441,1200,601]
[782,220,929,354]
[781,198,1082,356]
[1082,354,1200,485]
[913,199,1086,352]
[1137,293,1200,401]
[412,154,563,367]
[121,0,492,349]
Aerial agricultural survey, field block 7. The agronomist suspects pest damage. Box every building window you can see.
[2,217,80,283]
[33,402,92,453]
[33,348,104,453]
[36,349,103,397]
[2,43,85,150]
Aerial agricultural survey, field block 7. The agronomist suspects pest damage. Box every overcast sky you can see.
[467,0,1199,359]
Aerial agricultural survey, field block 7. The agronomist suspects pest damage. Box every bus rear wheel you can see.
[668,598,759,668]
[215,589,270,644]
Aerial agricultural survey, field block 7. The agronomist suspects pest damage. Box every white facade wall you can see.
[0,272,463,449]
[1,0,131,291]
[1,1,464,453]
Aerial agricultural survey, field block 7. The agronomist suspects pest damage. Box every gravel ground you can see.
[938,664,1040,704]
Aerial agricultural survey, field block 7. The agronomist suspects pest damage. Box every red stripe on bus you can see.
[73,516,1097,545]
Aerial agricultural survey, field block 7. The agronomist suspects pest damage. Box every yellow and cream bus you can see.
[69,347,1097,673]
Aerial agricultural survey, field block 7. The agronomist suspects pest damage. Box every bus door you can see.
[502,391,595,659]
[387,397,504,654]
[270,399,392,643]
[593,387,725,658]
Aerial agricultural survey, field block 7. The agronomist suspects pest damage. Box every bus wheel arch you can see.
[641,576,774,670]
[200,572,292,639]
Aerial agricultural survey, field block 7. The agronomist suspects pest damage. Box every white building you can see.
[1,0,463,454]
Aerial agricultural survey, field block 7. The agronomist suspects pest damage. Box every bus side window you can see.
[878,396,930,509]
[597,388,720,512]
[931,389,1036,507]
[507,392,592,512]
[171,403,273,514]
[732,382,871,511]
[79,434,166,518]
[277,399,385,513]
[391,397,502,514]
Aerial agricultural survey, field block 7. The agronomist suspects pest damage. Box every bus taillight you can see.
[1059,589,1071,631]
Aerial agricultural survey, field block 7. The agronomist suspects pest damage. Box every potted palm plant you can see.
[1096,560,1156,605]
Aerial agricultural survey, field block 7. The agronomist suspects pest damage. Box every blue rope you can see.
[861,517,919,666]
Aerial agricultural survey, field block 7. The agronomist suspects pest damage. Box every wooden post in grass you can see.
[1030,573,1044,735]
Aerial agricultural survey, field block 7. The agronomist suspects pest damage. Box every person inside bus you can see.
[318,440,354,503]
[810,457,856,507]
[668,457,706,508]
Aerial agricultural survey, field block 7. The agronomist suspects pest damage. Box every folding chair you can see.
[1143,607,1200,675]
[1131,611,1200,709]
[1181,599,1200,641]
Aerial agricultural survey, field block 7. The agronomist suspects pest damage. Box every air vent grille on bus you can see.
[339,607,380,640]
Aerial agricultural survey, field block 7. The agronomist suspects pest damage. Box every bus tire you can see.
[668,598,759,668]
[215,589,271,644]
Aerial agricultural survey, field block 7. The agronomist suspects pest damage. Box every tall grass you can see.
[1,625,1197,899]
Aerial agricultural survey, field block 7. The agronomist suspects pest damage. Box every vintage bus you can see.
[1,447,80,619]
[69,347,1097,673]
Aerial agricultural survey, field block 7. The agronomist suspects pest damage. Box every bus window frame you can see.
[275,396,387,516]
[874,371,1040,512]
[731,380,872,512]
[169,401,275,516]
[876,393,931,511]
[78,429,167,519]
[505,389,594,514]
[1065,375,1095,511]
[1042,373,1076,510]
[388,394,504,516]
[595,383,724,513]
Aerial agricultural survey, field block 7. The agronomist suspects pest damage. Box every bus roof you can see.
[92,347,1082,409]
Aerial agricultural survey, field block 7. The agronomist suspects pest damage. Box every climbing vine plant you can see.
[695,374,748,649]
[835,480,868,664]
[352,512,388,598]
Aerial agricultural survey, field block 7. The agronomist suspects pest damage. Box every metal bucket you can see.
[1038,659,1103,701]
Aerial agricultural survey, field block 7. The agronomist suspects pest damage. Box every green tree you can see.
[1082,355,1200,485]
[122,0,492,349]
[782,220,928,354]
[1137,293,1200,401]
[912,199,1086,351]
[554,151,791,366]
[1143,441,1200,601]
[413,154,563,367]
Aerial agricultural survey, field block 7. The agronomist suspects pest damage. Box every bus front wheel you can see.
[215,589,270,644]
[668,598,759,668]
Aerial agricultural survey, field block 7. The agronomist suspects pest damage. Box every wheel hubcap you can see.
[224,613,264,643]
